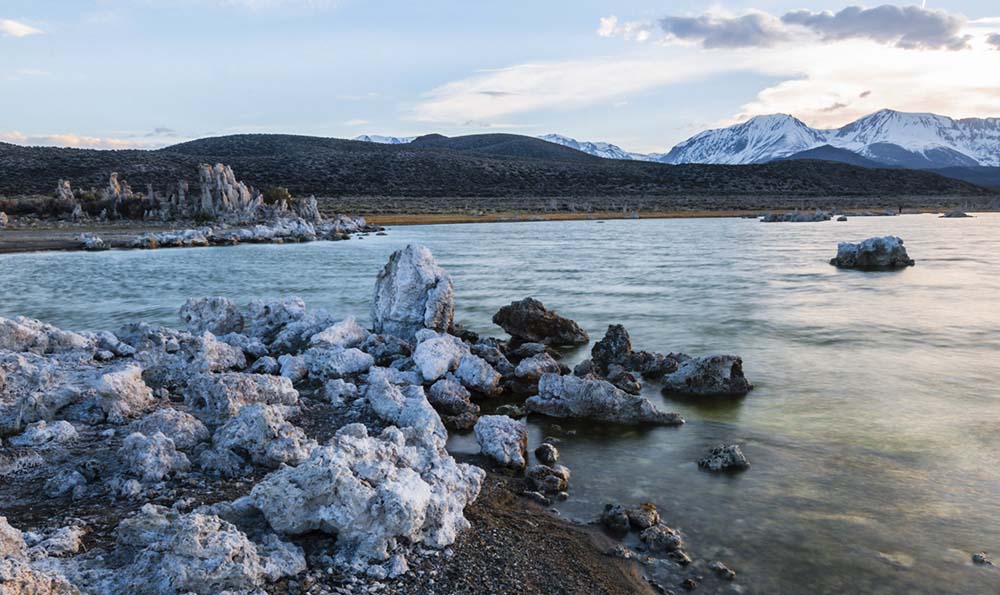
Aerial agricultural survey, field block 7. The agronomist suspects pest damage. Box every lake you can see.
[2,214,998,594]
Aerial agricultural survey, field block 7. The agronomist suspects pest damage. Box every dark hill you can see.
[780,145,886,168]
[408,133,598,162]
[0,134,991,200]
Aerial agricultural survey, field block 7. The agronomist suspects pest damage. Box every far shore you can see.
[1,207,995,255]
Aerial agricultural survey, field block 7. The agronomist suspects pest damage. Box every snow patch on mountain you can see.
[537,134,655,161]
[354,135,415,144]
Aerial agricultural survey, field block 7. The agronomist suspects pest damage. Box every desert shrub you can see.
[262,186,292,205]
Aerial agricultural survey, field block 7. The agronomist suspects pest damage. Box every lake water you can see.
[2,214,998,594]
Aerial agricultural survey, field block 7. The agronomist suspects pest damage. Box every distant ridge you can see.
[0,132,990,200]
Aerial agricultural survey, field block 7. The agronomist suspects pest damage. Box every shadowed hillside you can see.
[0,133,993,202]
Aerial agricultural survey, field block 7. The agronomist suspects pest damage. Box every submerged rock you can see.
[526,373,683,426]
[941,209,972,218]
[698,444,750,471]
[830,236,915,269]
[761,210,831,222]
[492,297,589,346]
[640,523,683,552]
[534,442,559,465]
[661,355,753,397]
[525,463,570,493]
[371,245,454,342]
[474,415,528,469]
[972,552,993,566]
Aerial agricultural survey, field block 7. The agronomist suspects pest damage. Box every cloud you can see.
[0,131,167,149]
[658,12,789,49]
[0,19,42,37]
[820,102,848,113]
[782,5,971,51]
[146,127,178,137]
[597,16,654,42]
[859,90,872,98]
[412,58,732,123]
[988,33,1000,50]
[342,119,369,126]
[601,5,975,51]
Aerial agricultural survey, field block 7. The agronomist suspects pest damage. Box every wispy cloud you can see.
[413,59,731,123]
[0,18,42,38]
[988,33,1000,50]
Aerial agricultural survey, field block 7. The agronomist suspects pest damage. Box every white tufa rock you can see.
[371,245,454,342]
[473,415,528,469]
[250,422,483,575]
[9,420,78,448]
[179,297,245,335]
[277,354,308,383]
[244,297,308,344]
[514,352,562,382]
[453,354,502,396]
[116,505,305,595]
[303,346,375,379]
[411,332,469,382]
[324,378,359,406]
[183,373,299,425]
[1,516,26,556]
[527,373,684,425]
[0,316,92,355]
[129,408,210,450]
[119,431,191,482]
[92,364,156,424]
[309,316,371,349]
[209,404,315,469]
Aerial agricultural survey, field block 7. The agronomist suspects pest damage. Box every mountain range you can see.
[1,132,988,202]
[357,109,1000,185]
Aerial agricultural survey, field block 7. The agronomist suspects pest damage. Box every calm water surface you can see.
[2,214,998,594]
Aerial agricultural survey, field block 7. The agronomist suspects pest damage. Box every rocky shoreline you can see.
[0,243,760,594]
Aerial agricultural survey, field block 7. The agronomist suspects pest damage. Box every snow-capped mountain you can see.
[354,110,1000,169]
[659,110,1000,168]
[354,134,415,144]
[537,134,655,161]
[660,114,828,165]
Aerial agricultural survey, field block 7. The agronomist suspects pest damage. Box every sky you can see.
[1,1,999,153]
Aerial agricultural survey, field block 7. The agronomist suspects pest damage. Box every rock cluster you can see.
[830,236,915,269]
[0,242,757,593]
[761,210,831,222]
